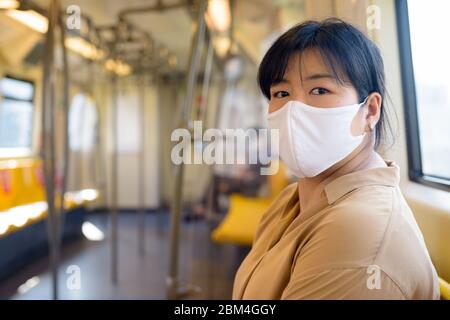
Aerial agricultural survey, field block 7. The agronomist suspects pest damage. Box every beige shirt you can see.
[233,160,440,300]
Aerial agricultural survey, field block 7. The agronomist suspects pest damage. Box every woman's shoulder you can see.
[330,182,396,217]
[320,184,422,250]
[323,184,396,238]
[294,185,439,299]
[298,185,397,270]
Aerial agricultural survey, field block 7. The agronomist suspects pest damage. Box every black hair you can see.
[258,18,396,150]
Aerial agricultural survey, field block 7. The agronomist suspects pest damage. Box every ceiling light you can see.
[105,59,132,77]
[205,0,231,33]
[0,0,19,9]
[213,36,231,57]
[6,9,48,34]
[65,37,105,60]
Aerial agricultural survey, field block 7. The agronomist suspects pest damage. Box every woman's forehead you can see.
[284,49,330,80]
[282,48,349,86]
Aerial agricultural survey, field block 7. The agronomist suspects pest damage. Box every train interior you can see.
[0,0,449,300]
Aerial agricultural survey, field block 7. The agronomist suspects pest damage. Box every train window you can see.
[396,0,450,191]
[0,76,34,156]
[69,94,98,152]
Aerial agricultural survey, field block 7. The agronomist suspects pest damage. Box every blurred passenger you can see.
[185,128,269,221]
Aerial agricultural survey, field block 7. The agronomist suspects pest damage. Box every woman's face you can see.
[268,48,381,136]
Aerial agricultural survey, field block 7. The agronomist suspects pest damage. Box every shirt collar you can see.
[323,159,400,205]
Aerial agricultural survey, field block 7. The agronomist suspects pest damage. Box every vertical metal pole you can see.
[109,22,123,285]
[187,34,214,282]
[205,63,227,224]
[92,64,108,210]
[89,62,99,188]
[41,0,59,300]
[138,72,146,256]
[199,35,214,123]
[166,0,207,300]
[56,2,70,288]
[111,74,119,284]
[199,35,214,224]
[77,95,87,189]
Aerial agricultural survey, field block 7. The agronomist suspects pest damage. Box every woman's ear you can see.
[364,93,382,132]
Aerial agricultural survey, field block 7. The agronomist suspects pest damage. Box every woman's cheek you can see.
[269,100,287,113]
[268,103,278,114]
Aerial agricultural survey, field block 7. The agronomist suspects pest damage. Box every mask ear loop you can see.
[359,96,369,106]
[360,96,375,132]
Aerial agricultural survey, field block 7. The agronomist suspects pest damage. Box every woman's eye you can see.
[272,91,289,98]
[310,87,330,95]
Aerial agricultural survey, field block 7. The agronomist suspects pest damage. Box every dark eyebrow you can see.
[303,73,335,81]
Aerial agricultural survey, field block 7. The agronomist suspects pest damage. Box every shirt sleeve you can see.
[280,266,407,300]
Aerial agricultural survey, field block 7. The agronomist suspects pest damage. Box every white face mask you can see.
[267,98,367,178]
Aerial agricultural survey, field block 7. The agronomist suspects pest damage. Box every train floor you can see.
[0,211,249,300]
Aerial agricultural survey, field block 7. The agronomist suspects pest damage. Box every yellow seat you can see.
[0,159,45,210]
[0,158,99,238]
[406,191,450,300]
[439,277,450,300]
[212,161,289,245]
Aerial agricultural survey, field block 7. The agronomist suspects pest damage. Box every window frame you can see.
[0,75,36,158]
[395,0,450,192]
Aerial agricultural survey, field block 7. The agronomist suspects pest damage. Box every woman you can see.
[232,19,439,300]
